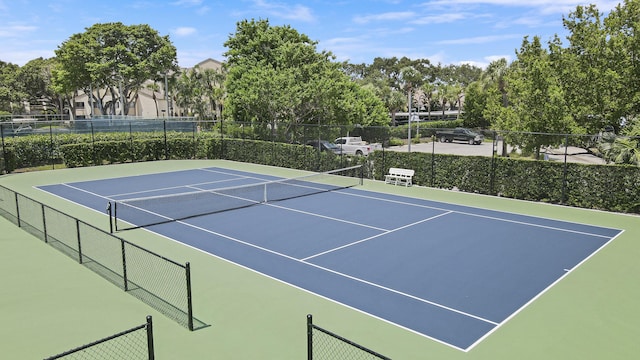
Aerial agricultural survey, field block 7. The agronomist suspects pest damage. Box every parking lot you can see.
[388,140,606,165]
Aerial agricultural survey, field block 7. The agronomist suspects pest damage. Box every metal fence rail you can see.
[307,314,391,360]
[0,185,201,331]
[44,316,155,360]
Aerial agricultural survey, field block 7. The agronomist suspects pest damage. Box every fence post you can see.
[431,135,436,187]
[163,120,168,160]
[76,219,83,264]
[91,121,97,166]
[307,314,313,360]
[15,192,20,227]
[146,316,155,360]
[490,131,497,194]
[186,262,194,331]
[561,134,569,204]
[49,123,55,170]
[121,239,128,291]
[0,124,6,174]
[42,203,48,243]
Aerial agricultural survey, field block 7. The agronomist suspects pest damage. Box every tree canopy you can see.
[53,22,178,116]
[463,0,640,163]
[0,61,22,113]
[223,19,388,140]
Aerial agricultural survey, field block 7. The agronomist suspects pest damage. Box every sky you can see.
[0,0,623,69]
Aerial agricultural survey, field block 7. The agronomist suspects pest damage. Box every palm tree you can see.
[421,83,435,121]
[484,58,509,107]
[600,121,640,166]
[452,83,465,119]
[436,83,455,118]
[146,81,161,117]
[388,90,406,126]
[200,67,226,120]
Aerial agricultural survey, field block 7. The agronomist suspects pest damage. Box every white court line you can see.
[61,183,117,202]
[334,190,615,239]
[261,202,390,232]
[173,217,500,328]
[109,177,256,199]
[463,229,625,351]
[38,170,623,352]
[103,167,269,199]
[302,211,453,261]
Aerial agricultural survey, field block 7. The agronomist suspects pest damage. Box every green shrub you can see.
[370,151,640,214]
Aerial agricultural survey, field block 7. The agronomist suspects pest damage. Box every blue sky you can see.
[0,0,622,68]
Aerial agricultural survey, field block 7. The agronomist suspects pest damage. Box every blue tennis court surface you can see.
[38,166,622,351]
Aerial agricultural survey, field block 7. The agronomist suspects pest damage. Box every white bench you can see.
[385,167,414,187]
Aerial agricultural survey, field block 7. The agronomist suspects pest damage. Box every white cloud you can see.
[196,6,211,15]
[1,48,55,65]
[423,0,620,13]
[172,0,203,6]
[437,34,522,45]
[0,24,38,37]
[353,11,416,24]
[172,27,197,36]
[252,0,315,22]
[411,13,467,25]
[485,54,512,63]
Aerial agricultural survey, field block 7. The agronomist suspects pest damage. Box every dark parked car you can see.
[306,140,343,154]
[436,127,484,145]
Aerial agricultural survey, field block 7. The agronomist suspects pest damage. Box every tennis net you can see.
[113,165,363,231]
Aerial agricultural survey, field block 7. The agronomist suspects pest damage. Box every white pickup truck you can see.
[334,136,382,156]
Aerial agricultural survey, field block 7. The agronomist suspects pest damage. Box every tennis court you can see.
[36,164,621,351]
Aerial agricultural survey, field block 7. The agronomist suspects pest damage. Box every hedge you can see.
[1,131,637,214]
[371,151,640,214]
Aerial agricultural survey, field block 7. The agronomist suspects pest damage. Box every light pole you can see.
[407,90,412,153]
[417,105,425,139]
[164,73,170,117]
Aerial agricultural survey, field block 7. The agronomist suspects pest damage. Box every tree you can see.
[16,57,68,116]
[420,82,436,121]
[0,61,23,113]
[223,19,387,141]
[399,66,421,112]
[435,82,457,117]
[604,0,640,123]
[199,67,226,120]
[552,5,618,134]
[462,58,509,129]
[462,81,488,128]
[53,22,178,118]
[498,36,575,158]
[599,119,640,165]
[174,68,206,118]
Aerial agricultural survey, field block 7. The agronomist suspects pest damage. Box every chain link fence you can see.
[307,315,391,360]
[0,185,204,331]
[1,118,637,212]
[44,316,154,360]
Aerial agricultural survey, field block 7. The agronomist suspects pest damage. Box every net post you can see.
[146,316,155,360]
[114,202,119,231]
[359,164,364,186]
[106,202,113,233]
[307,314,313,360]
